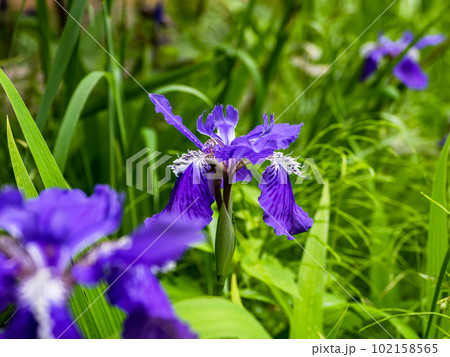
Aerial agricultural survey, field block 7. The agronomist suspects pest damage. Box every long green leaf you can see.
[425,133,450,337]
[155,84,214,108]
[290,180,330,338]
[36,0,51,82]
[6,118,38,198]
[0,68,68,188]
[53,71,107,171]
[174,297,271,339]
[35,0,88,130]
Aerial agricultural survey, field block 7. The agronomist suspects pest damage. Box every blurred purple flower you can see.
[147,94,313,239]
[360,31,445,90]
[0,185,201,339]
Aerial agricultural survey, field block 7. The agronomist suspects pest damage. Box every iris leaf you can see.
[0,68,68,188]
[35,0,88,130]
[425,133,450,337]
[290,180,330,338]
[53,71,108,172]
[174,297,271,339]
[6,118,38,198]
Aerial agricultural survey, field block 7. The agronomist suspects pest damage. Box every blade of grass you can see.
[142,127,160,212]
[290,180,330,338]
[326,305,349,339]
[230,274,243,307]
[6,118,38,198]
[101,2,137,230]
[35,0,88,130]
[0,68,68,188]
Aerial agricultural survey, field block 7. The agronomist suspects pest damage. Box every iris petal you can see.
[0,308,38,339]
[107,266,196,339]
[0,188,27,239]
[149,94,204,149]
[145,163,214,230]
[50,304,81,339]
[360,47,386,81]
[258,164,313,239]
[393,57,428,90]
[115,219,203,269]
[0,186,123,268]
[0,253,17,311]
[415,34,445,50]
[215,118,303,164]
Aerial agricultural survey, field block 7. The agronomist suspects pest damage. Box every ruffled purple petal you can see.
[196,111,214,137]
[378,31,412,57]
[0,308,38,339]
[415,34,445,50]
[149,94,204,149]
[216,117,303,164]
[119,218,204,268]
[393,57,428,90]
[107,266,196,339]
[258,164,313,239]
[145,163,214,230]
[71,238,132,285]
[21,185,123,262]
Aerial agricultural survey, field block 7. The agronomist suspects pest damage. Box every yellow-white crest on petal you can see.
[170,150,212,176]
[19,268,67,339]
[268,152,304,176]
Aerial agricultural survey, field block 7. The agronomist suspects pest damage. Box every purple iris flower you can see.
[147,94,313,239]
[0,185,201,339]
[360,31,445,90]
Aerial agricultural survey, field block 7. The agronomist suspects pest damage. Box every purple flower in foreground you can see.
[0,185,201,339]
[360,31,445,90]
[147,94,313,239]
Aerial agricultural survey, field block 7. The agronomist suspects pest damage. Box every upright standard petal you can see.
[211,105,239,145]
[107,266,196,339]
[145,162,214,230]
[258,160,313,239]
[149,94,204,149]
[393,57,428,90]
